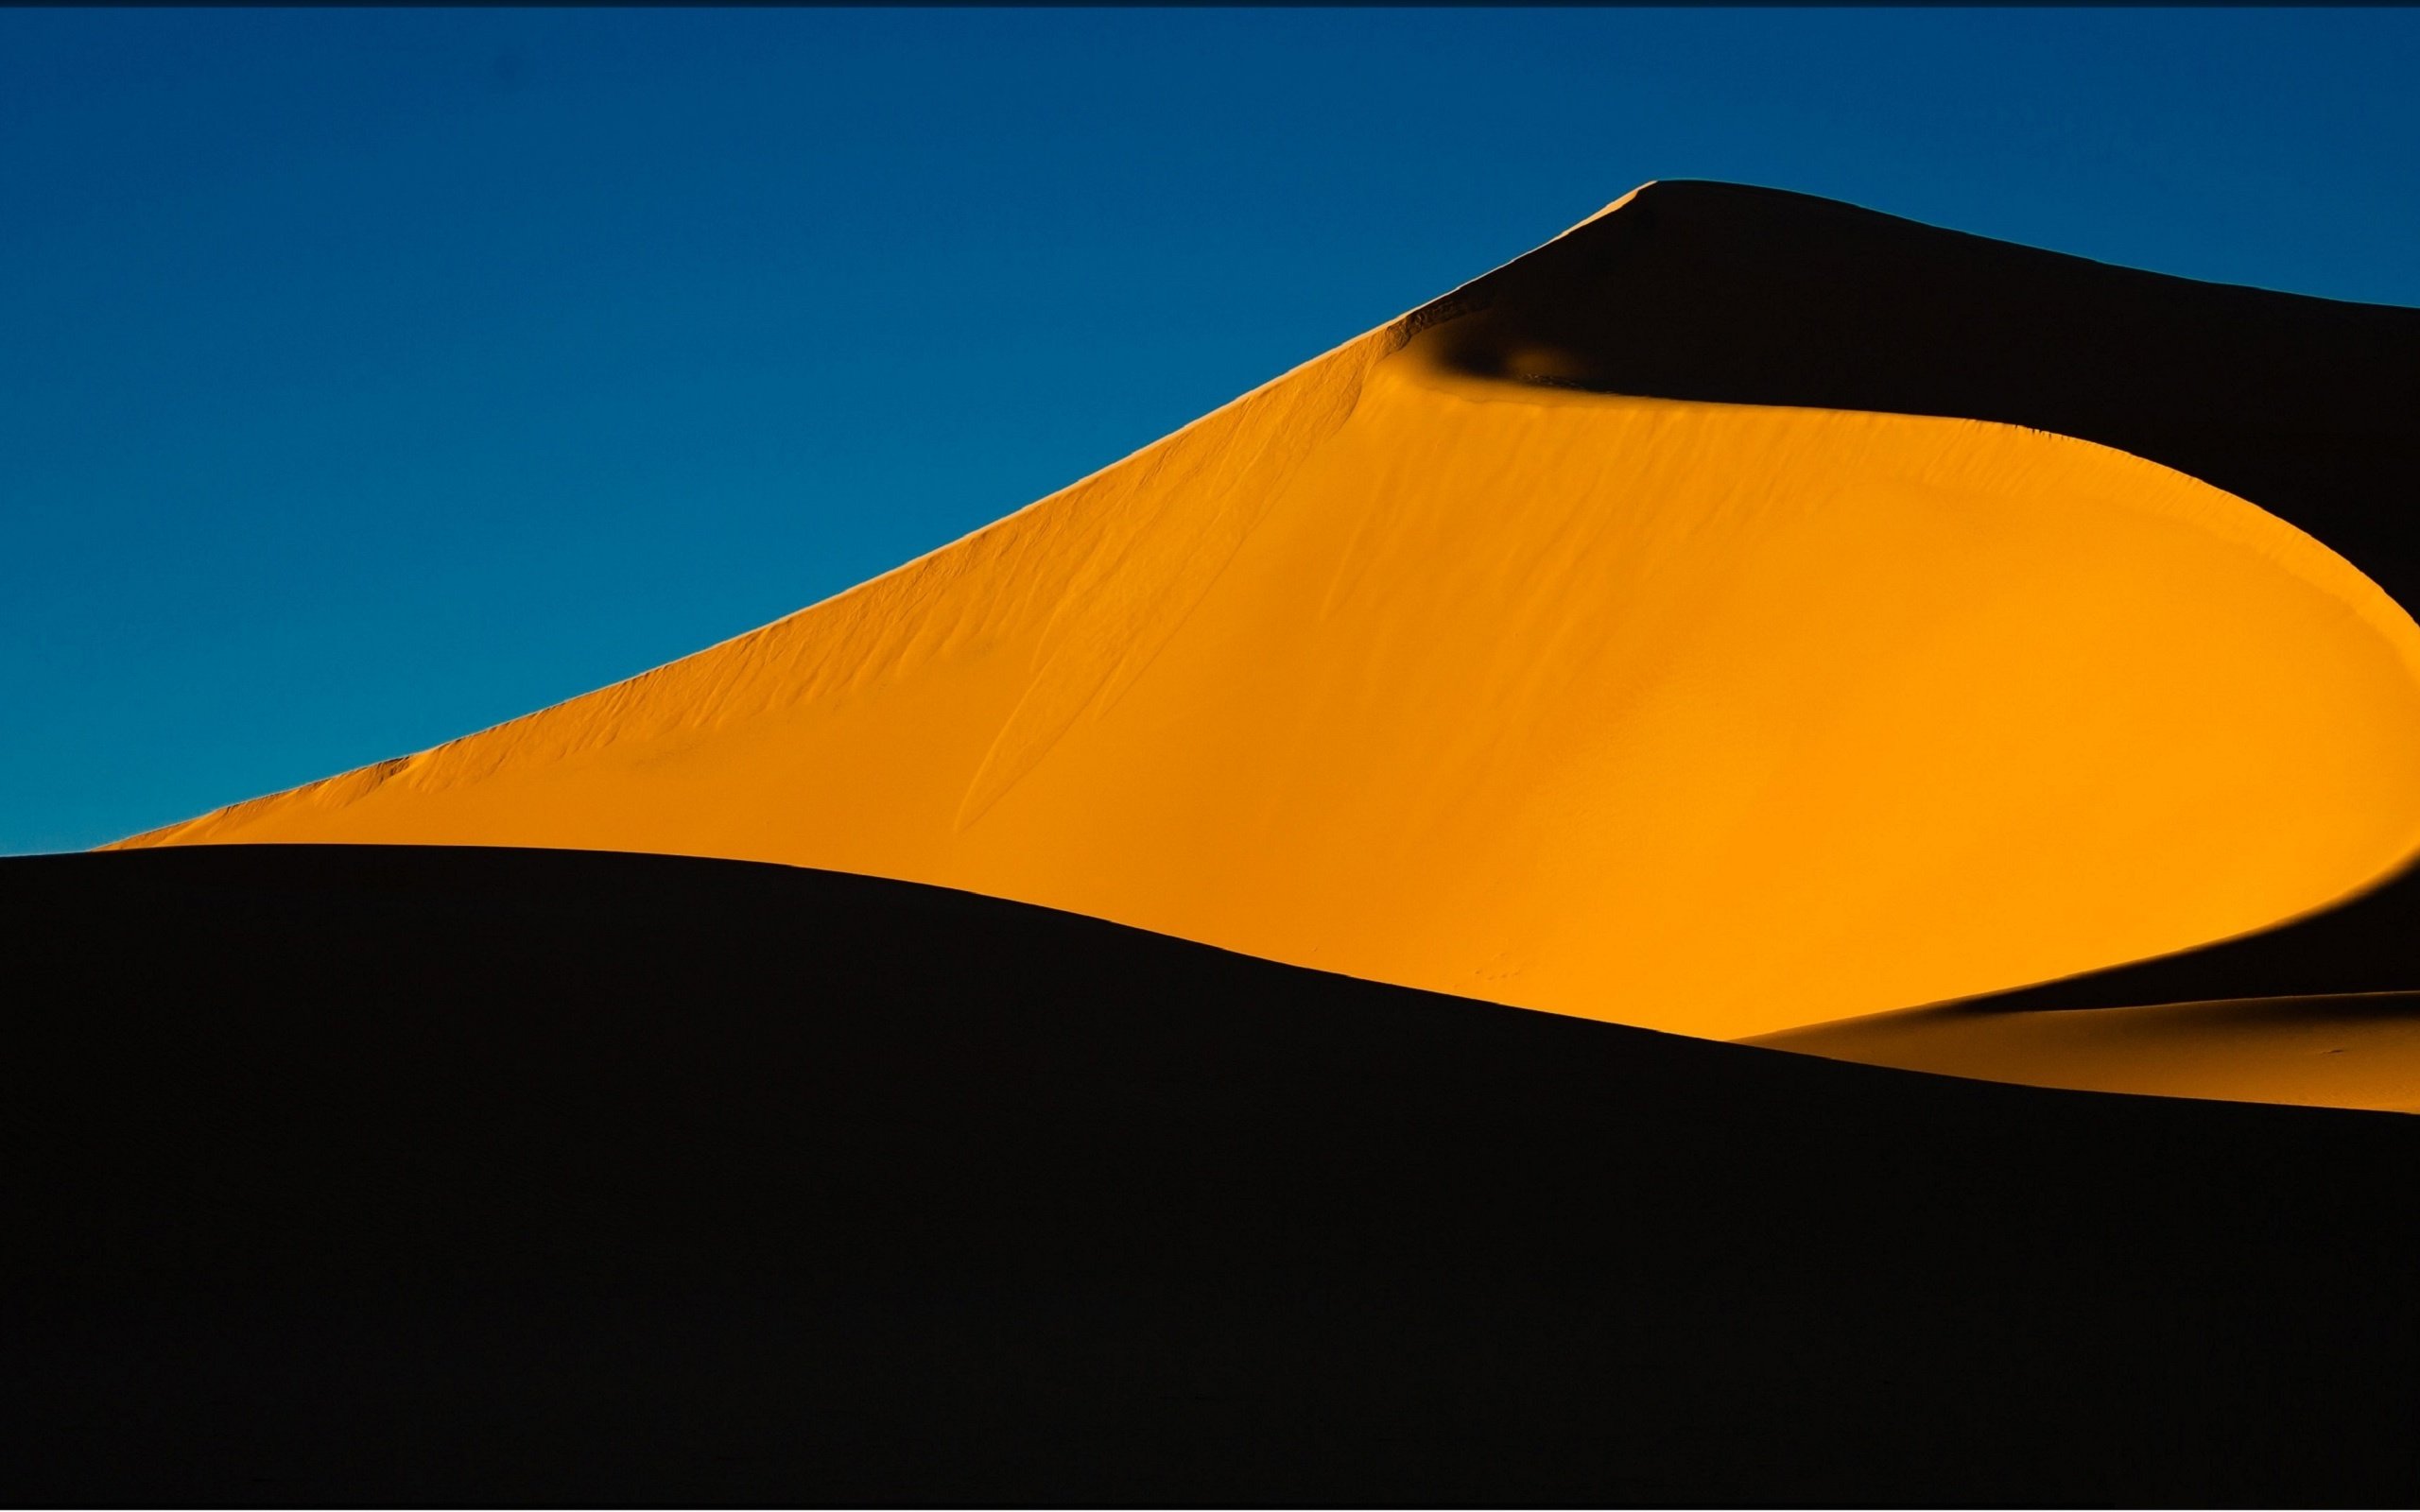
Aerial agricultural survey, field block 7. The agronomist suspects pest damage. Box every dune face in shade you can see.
[1751,994,2420,1114]
[112,188,2420,1042]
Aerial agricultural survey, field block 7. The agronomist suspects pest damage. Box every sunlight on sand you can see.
[113,189,2420,1071]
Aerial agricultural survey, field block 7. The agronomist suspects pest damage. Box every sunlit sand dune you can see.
[41,176,2420,1511]
[112,186,2420,1049]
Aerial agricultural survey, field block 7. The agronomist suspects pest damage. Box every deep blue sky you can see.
[8,8,2419,854]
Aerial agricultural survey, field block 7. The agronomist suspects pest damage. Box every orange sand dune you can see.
[1751,994,2420,1113]
[113,188,2420,1043]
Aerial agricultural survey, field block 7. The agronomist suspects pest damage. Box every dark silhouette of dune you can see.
[8,845,2418,1504]
[106,181,2420,1084]
[30,182,2420,1502]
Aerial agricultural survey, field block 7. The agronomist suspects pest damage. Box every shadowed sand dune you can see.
[1414,181,2420,607]
[34,186,2420,1501]
[8,845,2418,1504]
[1755,992,2420,1112]
[1409,180,2420,1100]
[106,183,2420,1072]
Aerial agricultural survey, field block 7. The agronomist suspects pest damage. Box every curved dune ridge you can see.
[112,184,2420,1070]
[15,844,2420,1503]
[1753,992,2420,1113]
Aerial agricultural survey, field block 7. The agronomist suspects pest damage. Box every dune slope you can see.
[1441,181,2420,1096]
[108,188,2420,1043]
[9,846,2420,1503]
[1754,992,2420,1112]
[1415,181,2420,610]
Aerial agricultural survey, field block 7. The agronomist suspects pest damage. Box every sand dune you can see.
[12,846,2420,1503]
[1753,992,2420,1112]
[108,186,2420,1048]
[43,182,2420,1504]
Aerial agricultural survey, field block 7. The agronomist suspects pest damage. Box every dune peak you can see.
[111,185,2420,1061]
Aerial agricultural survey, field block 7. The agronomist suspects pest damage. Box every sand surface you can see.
[108,182,2420,1101]
[1754,992,2420,1112]
[12,845,2419,1503]
[108,193,2420,1045]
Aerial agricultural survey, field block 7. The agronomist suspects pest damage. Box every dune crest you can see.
[112,186,2420,1045]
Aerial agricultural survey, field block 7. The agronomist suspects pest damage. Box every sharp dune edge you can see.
[1754,992,2420,1112]
[15,846,2420,1503]
[110,182,2420,1097]
[32,181,2420,1503]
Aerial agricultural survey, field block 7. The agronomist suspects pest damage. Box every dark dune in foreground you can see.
[108,181,2420,1092]
[7,846,2416,1505]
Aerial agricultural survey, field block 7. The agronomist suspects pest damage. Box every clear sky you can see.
[8,7,2419,854]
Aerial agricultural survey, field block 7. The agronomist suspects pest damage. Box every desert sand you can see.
[34,182,2420,1500]
[11,845,2419,1503]
[107,187,2420,1055]
[1754,991,2420,1112]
